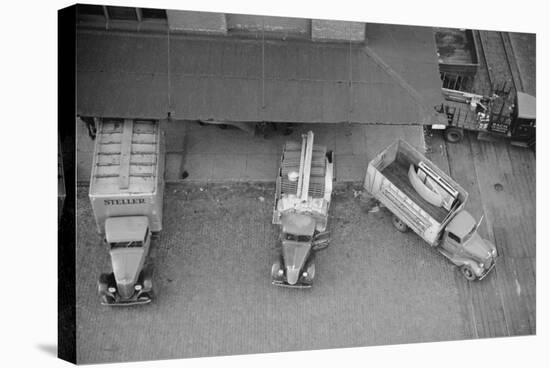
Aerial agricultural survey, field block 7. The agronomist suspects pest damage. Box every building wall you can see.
[167,10,227,34]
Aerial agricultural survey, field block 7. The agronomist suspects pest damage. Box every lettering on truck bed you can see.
[104,198,146,206]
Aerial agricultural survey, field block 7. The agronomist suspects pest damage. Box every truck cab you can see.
[510,91,536,146]
[98,216,153,305]
[439,211,497,280]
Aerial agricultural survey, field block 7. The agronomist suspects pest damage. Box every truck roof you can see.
[446,211,476,238]
[281,213,316,236]
[89,119,161,196]
[517,92,536,120]
[105,216,149,243]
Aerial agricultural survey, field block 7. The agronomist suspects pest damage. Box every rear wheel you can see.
[460,265,476,281]
[392,215,408,232]
[444,127,464,143]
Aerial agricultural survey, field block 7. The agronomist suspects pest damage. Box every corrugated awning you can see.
[77,23,444,124]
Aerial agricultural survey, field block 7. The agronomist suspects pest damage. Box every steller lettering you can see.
[104,198,146,206]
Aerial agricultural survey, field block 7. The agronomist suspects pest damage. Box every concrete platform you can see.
[76,118,425,183]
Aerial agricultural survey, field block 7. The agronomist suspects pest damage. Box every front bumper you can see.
[98,272,152,306]
[271,279,313,289]
[271,257,315,288]
[477,259,496,280]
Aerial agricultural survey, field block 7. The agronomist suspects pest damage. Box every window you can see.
[144,227,150,243]
[463,225,476,242]
[283,233,311,243]
[111,241,143,248]
[106,6,137,21]
[141,8,167,20]
[448,232,461,243]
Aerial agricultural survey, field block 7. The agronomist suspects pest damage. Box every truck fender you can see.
[450,257,482,276]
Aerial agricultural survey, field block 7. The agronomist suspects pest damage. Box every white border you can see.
[2,0,546,367]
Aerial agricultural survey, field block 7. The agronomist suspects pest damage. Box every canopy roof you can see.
[76,22,444,124]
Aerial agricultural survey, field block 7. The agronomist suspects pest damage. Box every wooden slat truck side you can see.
[364,140,497,280]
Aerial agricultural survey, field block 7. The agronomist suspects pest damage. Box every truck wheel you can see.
[142,276,153,291]
[392,215,408,232]
[98,273,112,295]
[444,127,464,143]
[460,265,476,281]
[271,260,283,280]
[101,295,115,305]
[304,261,316,283]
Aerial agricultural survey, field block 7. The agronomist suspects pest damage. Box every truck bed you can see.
[90,119,163,196]
[279,141,327,199]
[381,156,449,223]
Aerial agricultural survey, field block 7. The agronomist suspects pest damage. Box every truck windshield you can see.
[111,241,143,248]
[463,225,477,242]
[283,233,311,243]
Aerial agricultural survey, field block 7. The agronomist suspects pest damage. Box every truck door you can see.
[442,230,462,255]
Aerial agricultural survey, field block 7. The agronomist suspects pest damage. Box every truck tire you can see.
[98,273,112,295]
[444,127,464,143]
[460,265,476,281]
[304,261,315,284]
[271,260,283,281]
[392,215,408,232]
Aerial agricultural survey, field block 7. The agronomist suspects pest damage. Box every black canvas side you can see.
[58,4,77,364]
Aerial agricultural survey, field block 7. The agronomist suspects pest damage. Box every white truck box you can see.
[89,119,165,233]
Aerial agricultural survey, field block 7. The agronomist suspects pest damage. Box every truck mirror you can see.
[313,231,330,241]
[476,215,484,231]
[312,231,330,251]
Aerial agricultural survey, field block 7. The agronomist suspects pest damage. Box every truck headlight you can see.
[302,272,308,278]
[491,248,497,257]
[134,284,142,291]
[278,269,284,276]
[479,263,484,269]
[108,287,116,293]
